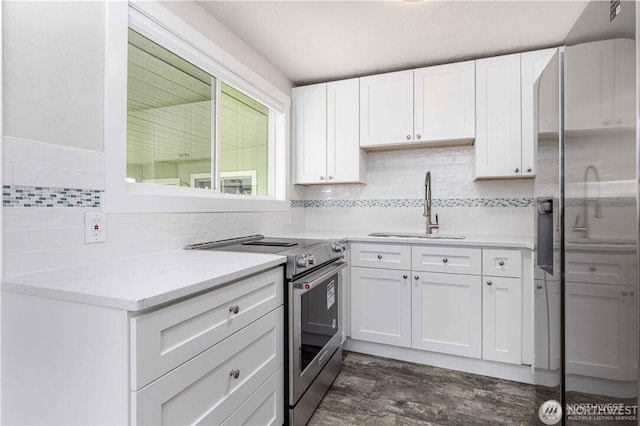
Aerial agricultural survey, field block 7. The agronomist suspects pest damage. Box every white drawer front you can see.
[483,249,522,278]
[131,267,283,390]
[566,252,628,285]
[132,307,284,426]
[222,367,284,426]
[351,243,411,270]
[412,246,481,275]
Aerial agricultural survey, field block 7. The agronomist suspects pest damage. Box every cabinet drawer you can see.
[130,267,283,390]
[222,367,284,426]
[132,307,284,426]
[566,252,628,285]
[351,243,411,270]
[483,249,522,278]
[412,246,481,275]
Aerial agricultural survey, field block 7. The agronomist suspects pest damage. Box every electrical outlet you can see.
[85,212,106,243]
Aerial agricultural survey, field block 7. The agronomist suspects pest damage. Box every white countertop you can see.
[2,250,286,312]
[281,230,535,249]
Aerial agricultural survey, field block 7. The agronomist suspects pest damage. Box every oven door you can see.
[289,259,345,405]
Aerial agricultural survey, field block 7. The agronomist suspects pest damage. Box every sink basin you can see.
[369,232,466,240]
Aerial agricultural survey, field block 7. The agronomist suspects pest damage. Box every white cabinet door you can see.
[482,276,522,364]
[564,40,615,131]
[521,48,558,177]
[294,83,327,184]
[412,272,481,358]
[221,367,283,426]
[350,267,411,347]
[360,70,414,148]
[475,54,522,179]
[565,283,628,380]
[327,78,364,183]
[533,279,561,370]
[414,61,475,143]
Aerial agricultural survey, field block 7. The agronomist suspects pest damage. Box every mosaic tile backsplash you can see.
[3,185,102,208]
[291,197,535,208]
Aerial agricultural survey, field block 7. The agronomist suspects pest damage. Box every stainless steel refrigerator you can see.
[534,1,639,424]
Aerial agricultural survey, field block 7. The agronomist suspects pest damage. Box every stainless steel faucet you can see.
[424,171,439,234]
[573,164,603,238]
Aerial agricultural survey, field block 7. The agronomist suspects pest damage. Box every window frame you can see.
[104,1,289,213]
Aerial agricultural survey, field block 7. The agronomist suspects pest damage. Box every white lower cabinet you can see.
[350,266,411,347]
[351,243,527,367]
[133,307,283,425]
[222,367,284,426]
[482,276,522,364]
[411,272,482,358]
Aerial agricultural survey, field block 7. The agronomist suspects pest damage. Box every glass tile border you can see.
[3,185,102,208]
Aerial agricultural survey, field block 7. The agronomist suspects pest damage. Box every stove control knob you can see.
[296,255,309,268]
[307,255,316,266]
[331,242,345,253]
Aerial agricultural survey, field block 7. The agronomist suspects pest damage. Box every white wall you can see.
[302,146,535,237]
[2,1,304,276]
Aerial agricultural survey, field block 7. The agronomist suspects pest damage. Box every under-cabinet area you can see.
[1,253,286,426]
[349,242,530,372]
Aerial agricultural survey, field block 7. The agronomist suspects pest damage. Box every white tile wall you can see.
[301,146,535,236]
[2,138,305,275]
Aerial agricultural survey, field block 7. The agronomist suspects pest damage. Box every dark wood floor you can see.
[308,351,556,426]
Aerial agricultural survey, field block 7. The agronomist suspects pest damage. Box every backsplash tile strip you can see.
[290,198,535,208]
[3,185,102,208]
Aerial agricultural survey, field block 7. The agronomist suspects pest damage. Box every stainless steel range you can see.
[186,235,346,425]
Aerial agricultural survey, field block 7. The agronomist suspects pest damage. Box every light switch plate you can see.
[85,212,106,243]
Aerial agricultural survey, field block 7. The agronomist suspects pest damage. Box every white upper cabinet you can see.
[476,48,558,180]
[475,53,522,179]
[294,83,327,184]
[414,60,475,143]
[359,70,414,148]
[360,63,475,149]
[294,78,365,185]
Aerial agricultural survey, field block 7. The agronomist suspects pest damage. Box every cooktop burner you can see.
[241,239,297,247]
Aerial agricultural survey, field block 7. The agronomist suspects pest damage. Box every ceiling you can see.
[197,1,588,86]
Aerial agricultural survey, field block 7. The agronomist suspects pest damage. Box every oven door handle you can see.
[292,260,347,292]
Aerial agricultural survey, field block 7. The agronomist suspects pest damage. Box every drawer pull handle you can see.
[487,280,493,286]
[403,274,408,279]
[536,284,543,290]
[622,291,628,297]
[229,369,240,379]
[631,291,636,296]
[229,305,240,315]
[498,261,505,266]
[442,258,448,263]
[377,254,383,260]
[414,275,420,280]
[589,266,597,272]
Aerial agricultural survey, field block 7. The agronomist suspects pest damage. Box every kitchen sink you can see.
[369,232,466,240]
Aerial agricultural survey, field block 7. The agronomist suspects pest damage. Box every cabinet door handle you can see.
[229,369,240,379]
[536,284,543,290]
[442,258,448,263]
[377,254,383,260]
[229,305,240,315]
[328,176,334,180]
[589,266,597,272]
[403,274,408,279]
[414,275,420,280]
[416,134,422,140]
[487,280,493,286]
[498,261,505,266]
[630,291,635,296]
[406,135,411,140]
[514,168,520,173]
[526,167,532,173]
[622,291,628,296]
[320,176,325,180]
